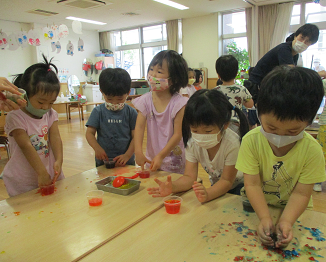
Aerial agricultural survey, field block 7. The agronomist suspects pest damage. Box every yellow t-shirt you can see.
[235,127,326,208]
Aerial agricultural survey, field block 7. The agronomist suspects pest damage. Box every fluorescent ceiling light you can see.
[66,16,106,25]
[153,0,189,10]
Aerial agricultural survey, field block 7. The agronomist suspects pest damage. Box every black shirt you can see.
[249,41,299,85]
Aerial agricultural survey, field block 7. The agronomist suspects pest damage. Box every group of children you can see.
[1,49,326,249]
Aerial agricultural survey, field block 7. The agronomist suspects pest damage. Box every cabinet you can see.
[84,84,104,112]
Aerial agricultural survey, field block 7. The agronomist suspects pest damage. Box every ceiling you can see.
[0,0,296,32]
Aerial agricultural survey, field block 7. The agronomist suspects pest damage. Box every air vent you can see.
[122,12,140,16]
[57,0,111,9]
[27,9,59,16]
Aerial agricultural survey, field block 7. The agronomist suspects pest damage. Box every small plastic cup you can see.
[4,88,26,103]
[104,158,115,169]
[137,168,151,179]
[242,197,255,213]
[86,190,104,206]
[40,184,55,196]
[163,196,182,214]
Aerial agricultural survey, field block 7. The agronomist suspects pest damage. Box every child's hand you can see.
[52,161,62,184]
[258,217,275,247]
[38,172,52,188]
[150,154,163,171]
[275,221,293,248]
[135,152,151,170]
[95,147,108,161]
[114,154,129,167]
[192,181,208,202]
[147,175,173,197]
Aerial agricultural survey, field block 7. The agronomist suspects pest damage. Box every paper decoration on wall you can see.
[58,24,69,39]
[55,41,61,54]
[7,34,19,51]
[50,25,59,41]
[320,0,326,6]
[51,42,56,52]
[78,38,84,51]
[72,20,83,34]
[0,32,8,50]
[27,29,40,46]
[66,40,74,56]
[16,31,28,49]
[43,27,56,41]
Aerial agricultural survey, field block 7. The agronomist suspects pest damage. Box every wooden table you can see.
[0,166,181,262]
[78,192,326,262]
[54,100,79,121]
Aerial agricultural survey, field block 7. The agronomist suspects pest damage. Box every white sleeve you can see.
[185,140,198,163]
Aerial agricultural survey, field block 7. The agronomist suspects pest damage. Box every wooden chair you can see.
[0,136,10,159]
[68,102,82,121]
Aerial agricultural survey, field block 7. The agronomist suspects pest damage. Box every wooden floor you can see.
[0,112,326,214]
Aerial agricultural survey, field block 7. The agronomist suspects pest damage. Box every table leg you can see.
[78,104,81,121]
[66,104,70,120]
[81,105,84,120]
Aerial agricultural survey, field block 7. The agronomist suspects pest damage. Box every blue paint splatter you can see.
[236,227,243,232]
[305,227,326,241]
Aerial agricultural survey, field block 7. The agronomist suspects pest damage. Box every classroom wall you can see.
[182,13,219,79]
[0,20,37,79]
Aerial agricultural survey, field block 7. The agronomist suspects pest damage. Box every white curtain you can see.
[166,19,179,52]
[99,31,115,52]
[245,7,252,66]
[270,2,294,49]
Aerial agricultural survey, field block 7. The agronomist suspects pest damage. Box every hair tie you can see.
[233,106,236,110]
[48,69,51,72]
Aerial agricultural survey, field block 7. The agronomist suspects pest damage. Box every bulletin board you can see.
[193,67,208,89]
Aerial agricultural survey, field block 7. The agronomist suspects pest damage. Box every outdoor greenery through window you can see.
[113,23,167,79]
[222,10,249,83]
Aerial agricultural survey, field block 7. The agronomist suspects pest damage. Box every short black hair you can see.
[286,23,319,44]
[99,68,131,96]
[194,69,202,84]
[147,50,188,94]
[257,66,324,123]
[15,54,60,98]
[182,89,249,146]
[215,55,238,82]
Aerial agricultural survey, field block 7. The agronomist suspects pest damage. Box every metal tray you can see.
[95,176,141,196]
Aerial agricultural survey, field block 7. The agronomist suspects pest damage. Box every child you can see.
[3,55,64,197]
[180,68,197,98]
[215,55,254,134]
[235,66,325,248]
[86,68,137,167]
[193,69,203,91]
[133,50,188,174]
[314,78,326,192]
[147,89,249,202]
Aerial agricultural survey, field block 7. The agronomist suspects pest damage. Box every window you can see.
[305,2,326,24]
[290,4,301,25]
[113,23,167,79]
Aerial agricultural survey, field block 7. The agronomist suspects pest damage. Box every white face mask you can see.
[293,40,309,53]
[260,126,304,148]
[191,127,224,149]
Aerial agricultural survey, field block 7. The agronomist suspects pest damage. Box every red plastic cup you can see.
[86,190,104,206]
[138,169,150,178]
[163,196,182,214]
[40,184,55,196]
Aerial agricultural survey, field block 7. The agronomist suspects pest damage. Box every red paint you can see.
[307,237,313,240]
[228,223,232,226]
[41,184,55,196]
[88,198,103,206]
[309,257,316,261]
[138,171,150,178]
[225,230,229,232]
[200,231,205,234]
[247,232,254,236]
[211,236,216,238]
[234,256,244,261]
[164,199,181,214]
[13,212,20,216]
[241,248,247,251]
[0,92,7,101]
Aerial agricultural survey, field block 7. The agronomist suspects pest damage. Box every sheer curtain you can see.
[99,31,115,52]
[258,4,278,59]
[166,19,179,52]
[245,7,252,66]
[270,2,294,49]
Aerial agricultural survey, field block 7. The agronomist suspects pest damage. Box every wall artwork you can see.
[78,38,84,52]
[0,32,8,50]
[16,31,28,49]
[66,40,74,56]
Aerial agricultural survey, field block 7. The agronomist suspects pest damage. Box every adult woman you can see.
[248,24,320,103]
[0,77,26,111]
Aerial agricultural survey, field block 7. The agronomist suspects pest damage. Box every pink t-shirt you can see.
[3,108,64,197]
[132,92,188,174]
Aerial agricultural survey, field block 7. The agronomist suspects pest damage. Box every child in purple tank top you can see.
[133,50,189,174]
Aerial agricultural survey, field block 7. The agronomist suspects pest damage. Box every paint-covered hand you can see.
[258,217,275,247]
[192,181,208,203]
[52,161,62,184]
[114,154,129,167]
[38,172,52,188]
[0,77,27,111]
[150,154,163,171]
[147,175,172,197]
[135,151,151,170]
[95,147,108,161]
[275,221,293,248]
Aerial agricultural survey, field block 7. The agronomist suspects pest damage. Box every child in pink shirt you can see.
[133,50,188,174]
[3,55,64,196]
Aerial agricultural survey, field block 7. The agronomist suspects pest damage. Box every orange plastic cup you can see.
[163,196,182,214]
[86,190,104,206]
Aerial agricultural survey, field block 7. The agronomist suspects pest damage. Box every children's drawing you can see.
[0,32,8,50]
[58,24,69,39]
[16,31,28,49]
[7,34,19,51]
[72,20,83,34]
[78,38,84,52]
[66,41,74,56]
